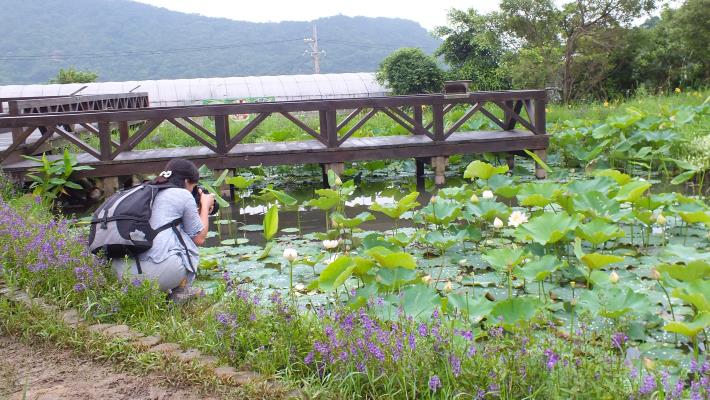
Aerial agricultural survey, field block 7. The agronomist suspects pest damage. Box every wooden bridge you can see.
[0,89,548,191]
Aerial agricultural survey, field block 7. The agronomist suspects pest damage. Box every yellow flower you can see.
[570,281,576,288]
[674,87,682,93]
[603,101,609,107]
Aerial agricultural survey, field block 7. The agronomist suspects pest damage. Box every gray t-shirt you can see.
[140,187,203,273]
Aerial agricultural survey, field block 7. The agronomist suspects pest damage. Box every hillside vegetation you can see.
[0,0,440,84]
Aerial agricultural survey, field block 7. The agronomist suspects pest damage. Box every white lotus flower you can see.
[507,211,529,227]
[652,226,664,236]
[493,217,504,228]
[444,281,453,292]
[458,259,468,267]
[283,248,298,262]
[656,213,667,225]
[323,239,339,249]
[482,190,495,199]
[609,271,620,284]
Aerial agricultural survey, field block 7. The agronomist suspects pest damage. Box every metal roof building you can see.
[0,72,387,108]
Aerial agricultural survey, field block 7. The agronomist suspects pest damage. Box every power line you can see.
[0,38,303,61]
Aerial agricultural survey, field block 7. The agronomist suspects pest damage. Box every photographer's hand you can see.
[192,189,215,247]
[200,190,215,214]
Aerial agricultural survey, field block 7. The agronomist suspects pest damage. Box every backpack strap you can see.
[155,218,196,274]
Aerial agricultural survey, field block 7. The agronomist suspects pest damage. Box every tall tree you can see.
[434,9,510,91]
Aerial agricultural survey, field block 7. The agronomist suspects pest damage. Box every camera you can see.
[192,185,220,216]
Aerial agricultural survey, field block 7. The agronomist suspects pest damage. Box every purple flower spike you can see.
[428,375,442,392]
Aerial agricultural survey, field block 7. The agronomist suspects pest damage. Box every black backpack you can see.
[88,183,195,274]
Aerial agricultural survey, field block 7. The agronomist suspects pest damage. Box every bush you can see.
[376,48,445,95]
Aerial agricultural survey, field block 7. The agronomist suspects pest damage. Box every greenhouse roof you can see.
[0,72,386,107]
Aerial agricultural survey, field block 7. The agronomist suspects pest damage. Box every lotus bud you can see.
[470,194,479,203]
[651,269,661,280]
[294,283,306,292]
[609,271,620,284]
[283,248,298,262]
[570,298,578,306]
[444,281,453,293]
[570,281,576,288]
[643,357,655,371]
[656,213,667,226]
[458,259,467,267]
[422,275,432,284]
[430,196,437,204]
[482,190,494,199]
[334,176,343,186]
[323,239,339,250]
[493,217,504,229]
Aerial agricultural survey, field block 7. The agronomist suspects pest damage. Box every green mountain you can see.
[0,0,440,84]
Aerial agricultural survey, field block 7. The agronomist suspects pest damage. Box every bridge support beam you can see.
[431,156,448,186]
[534,149,547,179]
[97,177,119,198]
[321,162,345,188]
[506,154,515,171]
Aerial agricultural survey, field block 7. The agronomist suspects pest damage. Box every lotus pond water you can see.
[191,158,710,373]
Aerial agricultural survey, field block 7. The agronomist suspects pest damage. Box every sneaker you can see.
[168,286,204,304]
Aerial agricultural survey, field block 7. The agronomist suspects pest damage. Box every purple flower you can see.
[449,354,461,377]
[73,283,86,292]
[544,348,559,370]
[611,332,628,350]
[418,323,428,337]
[428,375,442,391]
[638,374,657,396]
[304,352,314,364]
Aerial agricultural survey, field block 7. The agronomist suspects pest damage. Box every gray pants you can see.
[111,254,193,292]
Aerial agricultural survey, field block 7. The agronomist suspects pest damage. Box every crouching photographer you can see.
[91,158,214,303]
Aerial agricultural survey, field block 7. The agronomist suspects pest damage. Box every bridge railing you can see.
[0,90,546,164]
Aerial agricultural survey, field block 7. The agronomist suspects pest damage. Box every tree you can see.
[48,67,98,84]
[375,48,444,95]
[434,9,510,90]
[498,0,655,101]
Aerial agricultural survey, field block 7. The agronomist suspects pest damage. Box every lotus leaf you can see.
[263,205,279,241]
[308,189,341,210]
[570,191,624,221]
[576,219,625,245]
[515,212,579,245]
[447,293,494,321]
[483,247,527,271]
[491,297,540,329]
[366,246,417,269]
[580,287,650,319]
[614,180,652,203]
[421,199,461,225]
[369,191,419,220]
[376,267,418,289]
[516,182,562,207]
[464,200,509,221]
[664,312,710,338]
[226,175,260,190]
[487,174,519,198]
[657,260,710,282]
[596,169,632,185]
[331,211,375,229]
[567,176,617,195]
[387,232,415,247]
[386,284,441,321]
[672,280,710,313]
[464,160,509,180]
[573,238,624,269]
[514,255,563,282]
[318,255,356,292]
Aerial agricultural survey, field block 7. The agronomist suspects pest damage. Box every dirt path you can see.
[0,336,218,400]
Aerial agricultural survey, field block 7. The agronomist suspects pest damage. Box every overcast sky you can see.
[130,0,501,30]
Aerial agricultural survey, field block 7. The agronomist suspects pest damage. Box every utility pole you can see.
[304,24,325,74]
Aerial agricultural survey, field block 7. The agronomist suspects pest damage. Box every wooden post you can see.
[506,154,515,171]
[326,110,338,148]
[431,156,447,186]
[118,121,129,144]
[533,98,546,136]
[432,104,444,141]
[534,149,547,179]
[503,100,515,130]
[98,122,111,160]
[215,115,229,155]
[413,106,423,134]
